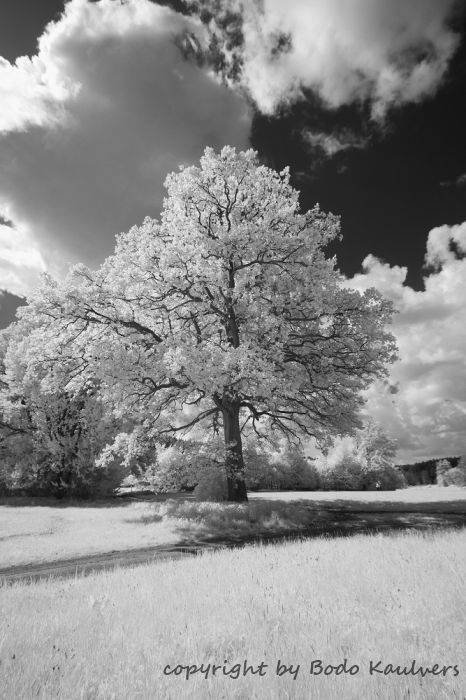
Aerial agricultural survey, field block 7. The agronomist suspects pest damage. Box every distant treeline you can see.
[398,456,461,485]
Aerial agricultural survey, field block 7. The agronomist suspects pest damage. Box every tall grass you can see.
[1,528,465,699]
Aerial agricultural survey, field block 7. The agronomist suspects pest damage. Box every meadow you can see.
[1,528,465,699]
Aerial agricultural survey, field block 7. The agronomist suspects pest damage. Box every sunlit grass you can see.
[1,528,465,699]
[0,500,179,568]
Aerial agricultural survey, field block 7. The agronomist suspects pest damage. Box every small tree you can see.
[355,420,404,489]
[0,318,127,498]
[436,458,451,486]
[439,456,466,487]
[28,147,397,501]
[457,456,466,475]
[268,444,320,490]
[325,450,365,490]
[318,420,404,491]
[355,420,396,468]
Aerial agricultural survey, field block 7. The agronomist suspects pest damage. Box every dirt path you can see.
[0,544,202,583]
[2,508,465,584]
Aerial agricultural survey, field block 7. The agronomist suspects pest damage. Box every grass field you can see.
[1,528,465,699]
[0,497,181,569]
[1,486,466,570]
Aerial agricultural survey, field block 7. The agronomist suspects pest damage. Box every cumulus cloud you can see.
[0,0,251,294]
[223,0,461,117]
[0,53,72,134]
[425,221,466,267]
[347,222,466,462]
[0,221,47,297]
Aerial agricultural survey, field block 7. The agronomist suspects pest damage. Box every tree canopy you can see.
[7,147,397,501]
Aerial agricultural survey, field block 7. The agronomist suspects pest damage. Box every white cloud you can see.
[347,222,466,462]
[0,0,251,294]
[303,130,367,156]
[234,0,460,117]
[0,222,47,297]
[425,221,466,267]
[440,173,466,188]
[0,54,72,133]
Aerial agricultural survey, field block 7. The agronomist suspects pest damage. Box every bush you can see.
[247,445,321,491]
[0,448,13,496]
[143,448,194,494]
[436,457,466,487]
[144,441,222,494]
[319,453,407,491]
[89,462,130,498]
[361,464,407,491]
[193,463,228,502]
[322,455,365,490]
[244,447,273,490]
[10,457,129,499]
[275,452,321,490]
[441,467,466,487]
[0,430,130,499]
[0,471,9,497]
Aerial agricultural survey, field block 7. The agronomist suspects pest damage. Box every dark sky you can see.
[0,0,65,61]
[250,36,466,290]
[0,290,27,327]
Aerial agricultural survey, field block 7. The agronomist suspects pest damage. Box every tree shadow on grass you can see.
[286,494,466,515]
[3,497,466,583]
[128,496,466,549]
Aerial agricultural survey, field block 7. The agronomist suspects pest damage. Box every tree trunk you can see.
[222,400,248,502]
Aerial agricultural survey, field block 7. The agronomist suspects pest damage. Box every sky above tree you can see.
[0,0,465,462]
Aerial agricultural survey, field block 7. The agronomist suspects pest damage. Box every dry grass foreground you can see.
[1,487,466,571]
[0,528,465,699]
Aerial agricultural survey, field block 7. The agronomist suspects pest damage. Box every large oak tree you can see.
[31,147,397,501]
